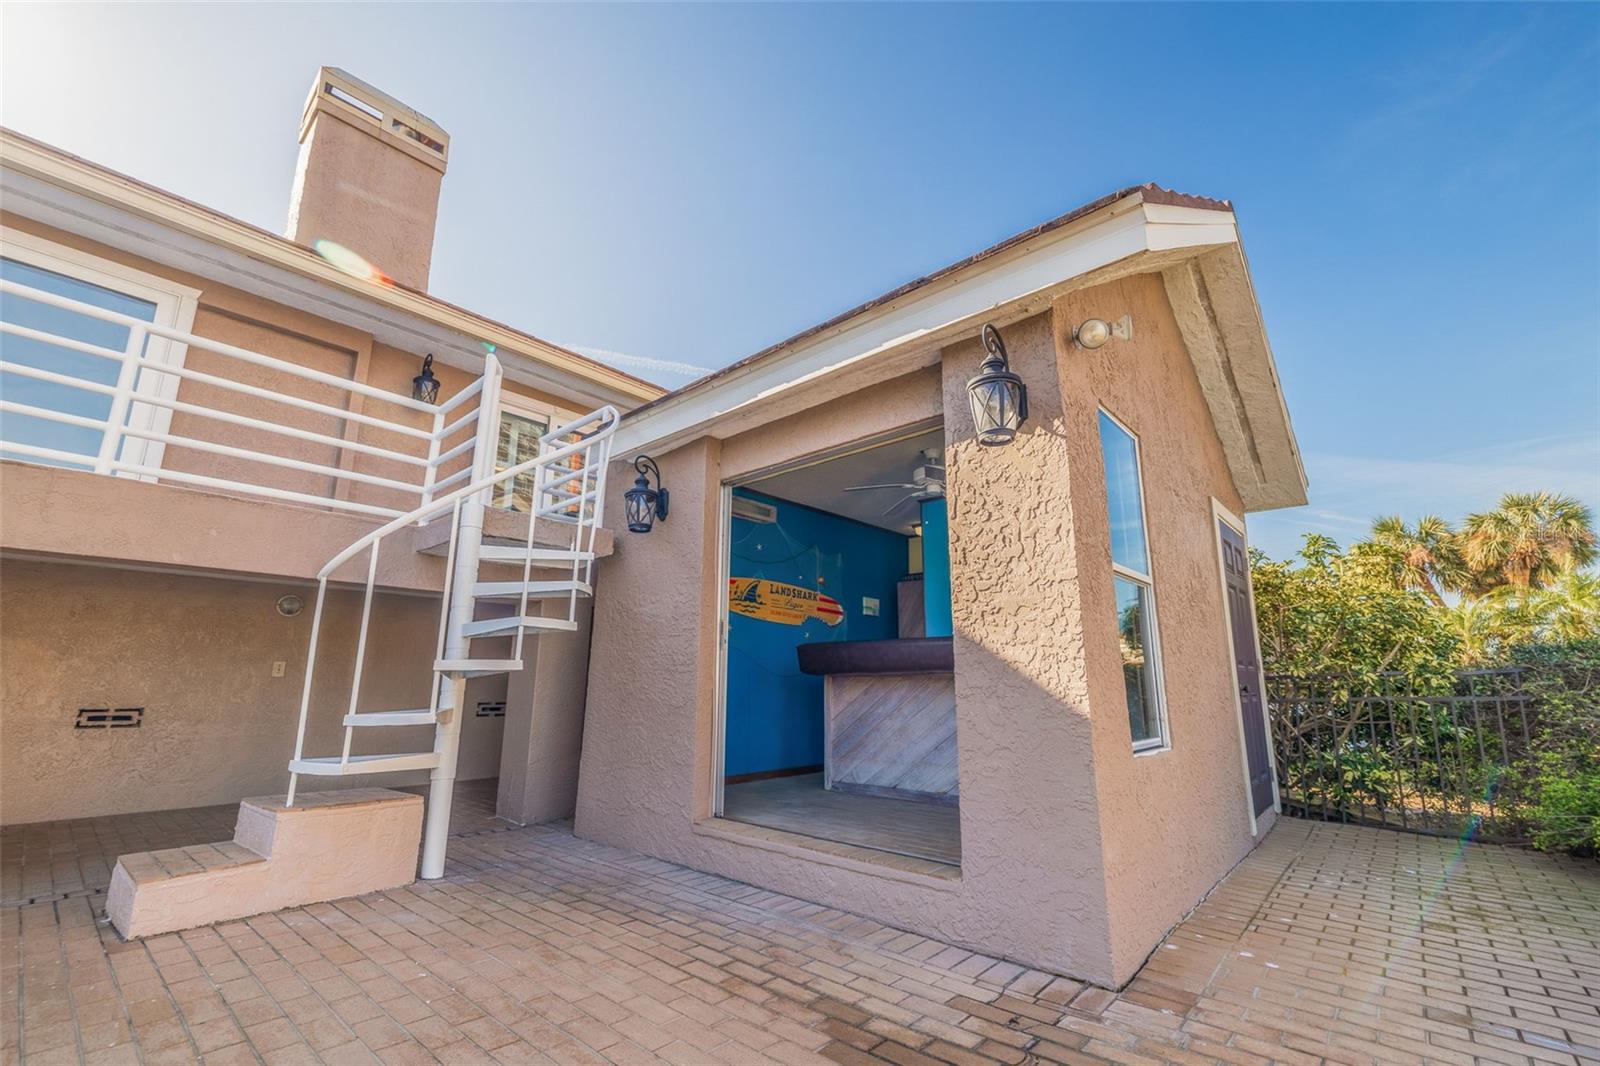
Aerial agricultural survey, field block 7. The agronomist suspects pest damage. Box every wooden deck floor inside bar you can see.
[721,773,960,866]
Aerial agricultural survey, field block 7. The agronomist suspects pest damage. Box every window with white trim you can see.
[1098,409,1168,751]
[492,405,549,512]
[492,391,585,513]
[0,228,198,474]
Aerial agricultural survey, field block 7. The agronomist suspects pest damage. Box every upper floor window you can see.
[492,404,549,512]
[0,229,198,474]
[1099,409,1168,752]
[490,391,591,516]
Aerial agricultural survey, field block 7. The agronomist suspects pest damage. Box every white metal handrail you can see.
[285,402,618,803]
[0,278,495,518]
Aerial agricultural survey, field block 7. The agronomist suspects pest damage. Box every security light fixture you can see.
[966,323,1029,446]
[1073,314,1134,350]
[412,353,441,404]
[623,455,669,533]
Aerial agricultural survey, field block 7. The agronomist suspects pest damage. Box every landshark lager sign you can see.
[728,579,844,626]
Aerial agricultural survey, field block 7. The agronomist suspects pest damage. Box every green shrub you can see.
[1512,637,1600,858]
[1528,762,1600,855]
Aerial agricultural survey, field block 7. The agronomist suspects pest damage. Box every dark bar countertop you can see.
[796,637,953,676]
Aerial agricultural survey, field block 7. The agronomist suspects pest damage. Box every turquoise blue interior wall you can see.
[725,489,907,777]
[921,497,953,638]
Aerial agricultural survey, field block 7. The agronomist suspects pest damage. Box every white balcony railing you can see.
[0,277,497,519]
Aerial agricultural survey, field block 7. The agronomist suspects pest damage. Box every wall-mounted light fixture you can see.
[1072,314,1133,350]
[623,456,670,533]
[966,323,1029,446]
[411,353,441,404]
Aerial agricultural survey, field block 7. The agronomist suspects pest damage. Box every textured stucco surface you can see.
[0,212,581,530]
[0,559,505,825]
[106,788,421,939]
[577,275,1262,987]
[0,216,615,827]
[1050,275,1259,982]
[286,109,442,291]
[577,356,1124,982]
[498,599,595,824]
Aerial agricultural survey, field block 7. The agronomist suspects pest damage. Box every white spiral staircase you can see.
[284,361,618,879]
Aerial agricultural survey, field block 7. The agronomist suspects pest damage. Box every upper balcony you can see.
[0,246,613,591]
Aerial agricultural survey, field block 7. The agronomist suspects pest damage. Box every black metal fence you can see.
[1266,668,1538,843]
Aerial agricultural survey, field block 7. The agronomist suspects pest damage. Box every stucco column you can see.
[575,438,723,849]
[497,598,595,825]
[939,311,1119,984]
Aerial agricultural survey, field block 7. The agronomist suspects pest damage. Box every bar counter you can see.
[797,638,958,803]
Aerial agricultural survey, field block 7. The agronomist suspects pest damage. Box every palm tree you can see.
[1525,570,1600,642]
[1462,492,1598,590]
[1362,514,1466,606]
[1447,596,1508,667]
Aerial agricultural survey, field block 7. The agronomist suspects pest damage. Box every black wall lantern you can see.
[623,455,669,533]
[412,353,441,404]
[966,323,1028,446]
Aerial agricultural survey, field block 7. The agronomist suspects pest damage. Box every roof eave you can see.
[0,127,663,409]
[616,187,1306,514]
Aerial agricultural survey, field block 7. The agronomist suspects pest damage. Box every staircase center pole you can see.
[419,355,502,880]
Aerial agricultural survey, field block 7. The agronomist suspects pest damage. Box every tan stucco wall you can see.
[0,559,504,825]
[286,108,442,292]
[577,275,1259,986]
[576,361,1123,982]
[1048,276,1258,981]
[1,213,578,525]
[497,599,595,825]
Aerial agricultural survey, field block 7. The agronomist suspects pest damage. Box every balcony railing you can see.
[0,277,498,519]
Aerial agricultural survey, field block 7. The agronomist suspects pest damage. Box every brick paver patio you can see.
[2,807,1596,1065]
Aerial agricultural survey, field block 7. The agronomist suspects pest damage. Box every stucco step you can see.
[471,580,591,600]
[107,789,422,939]
[342,709,435,728]
[433,658,524,677]
[459,615,579,639]
[288,752,440,776]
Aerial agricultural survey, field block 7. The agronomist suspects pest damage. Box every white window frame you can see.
[1099,406,1170,754]
[491,387,578,511]
[0,226,200,476]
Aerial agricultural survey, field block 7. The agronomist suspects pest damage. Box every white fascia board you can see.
[0,144,657,409]
[615,199,1240,457]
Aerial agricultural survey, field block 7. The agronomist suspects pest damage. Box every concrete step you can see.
[107,789,422,939]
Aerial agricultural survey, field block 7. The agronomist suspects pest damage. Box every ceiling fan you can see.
[842,449,946,516]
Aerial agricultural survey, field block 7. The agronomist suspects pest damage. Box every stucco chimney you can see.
[286,68,449,291]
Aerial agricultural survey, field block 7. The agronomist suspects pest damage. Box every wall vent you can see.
[476,701,506,718]
[732,497,778,524]
[76,708,143,729]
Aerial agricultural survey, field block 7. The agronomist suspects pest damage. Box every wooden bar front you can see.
[797,638,957,804]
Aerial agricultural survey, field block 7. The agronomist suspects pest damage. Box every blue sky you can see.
[3,3,1596,560]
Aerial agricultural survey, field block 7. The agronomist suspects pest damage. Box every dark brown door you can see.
[1219,520,1275,817]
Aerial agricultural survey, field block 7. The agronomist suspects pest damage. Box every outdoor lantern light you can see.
[966,323,1029,446]
[623,455,669,533]
[411,353,441,404]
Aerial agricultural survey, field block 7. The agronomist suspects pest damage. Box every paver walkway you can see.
[2,810,1596,1065]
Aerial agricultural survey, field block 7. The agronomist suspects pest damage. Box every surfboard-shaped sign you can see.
[728,579,844,627]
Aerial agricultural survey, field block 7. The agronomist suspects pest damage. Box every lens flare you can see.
[312,239,393,286]
[1348,768,1500,1008]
